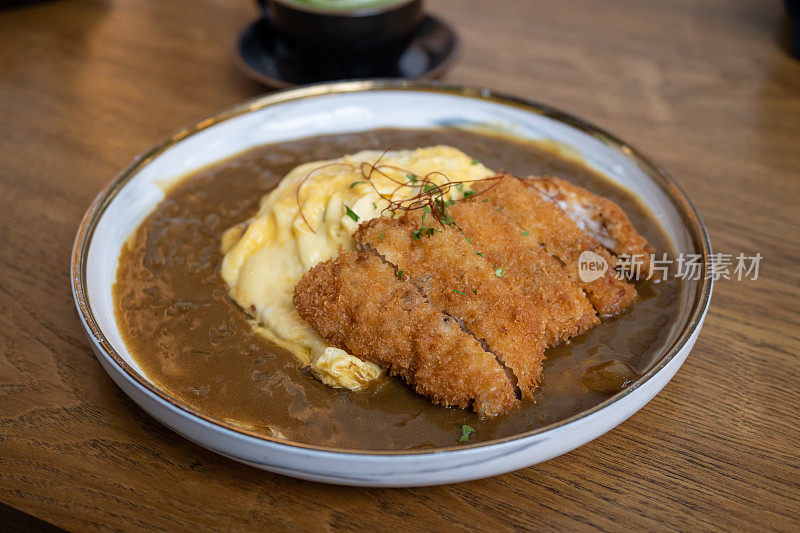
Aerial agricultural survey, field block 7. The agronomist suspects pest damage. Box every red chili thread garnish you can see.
[295,149,504,232]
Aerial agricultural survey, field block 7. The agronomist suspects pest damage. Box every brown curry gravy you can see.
[114,128,681,450]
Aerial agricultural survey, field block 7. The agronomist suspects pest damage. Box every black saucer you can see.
[234,14,460,88]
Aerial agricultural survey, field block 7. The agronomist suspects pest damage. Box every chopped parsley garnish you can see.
[446,199,456,206]
[372,202,377,209]
[344,205,359,222]
[475,251,485,257]
[459,424,475,442]
[406,174,418,183]
[465,237,471,244]
[463,190,476,199]
[456,183,464,192]
[378,231,383,240]
[442,215,457,228]
[482,199,489,203]
[422,183,437,193]
[472,289,477,294]
[470,159,480,166]
[396,270,404,280]
[495,267,504,277]
[522,231,529,236]
[414,207,438,239]
[349,180,366,188]
[453,289,467,295]
[412,227,436,239]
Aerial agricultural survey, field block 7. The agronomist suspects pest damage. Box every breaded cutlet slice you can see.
[293,251,518,417]
[355,212,548,399]
[473,175,637,316]
[529,176,654,277]
[449,201,599,344]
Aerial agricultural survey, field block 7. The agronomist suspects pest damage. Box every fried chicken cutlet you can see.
[529,176,654,277]
[473,175,637,316]
[448,200,599,344]
[293,251,518,417]
[293,171,652,417]
[355,211,548,399]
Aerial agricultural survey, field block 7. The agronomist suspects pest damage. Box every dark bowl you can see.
[265,0,423,53]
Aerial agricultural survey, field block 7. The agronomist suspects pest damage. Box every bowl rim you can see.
[268,0,419,18]
[71,79,712,456]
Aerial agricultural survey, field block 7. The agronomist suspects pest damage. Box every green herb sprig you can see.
[344,205,359,222]
[459,424,475,443]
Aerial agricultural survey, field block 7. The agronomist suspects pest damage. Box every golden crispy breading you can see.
[529,176,654,277]
[473,175,637,316]
[449,201,599,344]
[355,213,548,398]
[293,250,518,417]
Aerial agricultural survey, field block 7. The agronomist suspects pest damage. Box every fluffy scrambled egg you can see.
[220,146,494,389]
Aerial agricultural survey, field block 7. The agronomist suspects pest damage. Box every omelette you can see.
[220,146,494,390]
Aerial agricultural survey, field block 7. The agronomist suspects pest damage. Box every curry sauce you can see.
[113,128,681,450]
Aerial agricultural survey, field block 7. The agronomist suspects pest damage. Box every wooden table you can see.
[1,0,798,530]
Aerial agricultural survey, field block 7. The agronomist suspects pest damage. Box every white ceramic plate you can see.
[71,80,712,487]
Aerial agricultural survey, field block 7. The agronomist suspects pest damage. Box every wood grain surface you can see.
[1,0,799,530]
